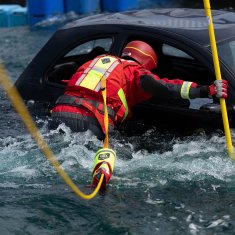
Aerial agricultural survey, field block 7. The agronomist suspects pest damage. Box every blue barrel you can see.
[8,6,27,27]
[64,0,99,14]
[27,0,64,25]
[64,0,80,13]
[0,9,6,27]
[0,5,25,27]
[101,0,138,12]
[80,0,99,14]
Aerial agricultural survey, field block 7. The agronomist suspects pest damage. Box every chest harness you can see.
[56,56,129,133]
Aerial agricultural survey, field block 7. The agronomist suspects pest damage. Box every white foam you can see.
[7,166,37,177]
[1,125,235,186]
[207,215,230,228]
[189,223,201,235]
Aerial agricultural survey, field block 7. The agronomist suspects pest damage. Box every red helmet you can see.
[121,40,157,70]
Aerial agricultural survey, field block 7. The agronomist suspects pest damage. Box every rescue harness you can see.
[56,95,116,119]
[56,55,130,133]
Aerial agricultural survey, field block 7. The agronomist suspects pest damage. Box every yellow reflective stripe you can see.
[93,148,116,170]
[93,66,106,74]
[103,61,119,79]
[88,57,100,68]
[75,58,99,86]
[76,56,119,91]
[92,60,120,91]
[180,81,193,99]
[106,60,120,73]
[118,88,129,121]
[79,69,103,90]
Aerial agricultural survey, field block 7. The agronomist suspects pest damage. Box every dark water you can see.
[1,1,235,235]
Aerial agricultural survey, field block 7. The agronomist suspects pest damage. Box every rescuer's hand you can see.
[208,80,228,98]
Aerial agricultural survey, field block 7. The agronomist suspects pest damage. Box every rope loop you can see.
[0,63,103,200]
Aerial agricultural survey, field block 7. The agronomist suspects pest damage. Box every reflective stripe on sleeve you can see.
[180,81,193,99]
[118,88,129,121]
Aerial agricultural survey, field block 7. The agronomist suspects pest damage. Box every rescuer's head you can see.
[121,40,157,70]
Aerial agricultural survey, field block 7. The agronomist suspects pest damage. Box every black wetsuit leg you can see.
[49,111,105,140]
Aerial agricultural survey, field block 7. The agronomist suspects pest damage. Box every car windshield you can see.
[217,38,235,75]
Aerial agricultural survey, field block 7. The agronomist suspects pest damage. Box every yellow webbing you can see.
[0,63,103,200]
[101,75,109,148]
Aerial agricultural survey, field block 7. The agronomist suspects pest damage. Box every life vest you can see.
[61,55,131,133]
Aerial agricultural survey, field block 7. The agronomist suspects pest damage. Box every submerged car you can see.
[15,8,235,134]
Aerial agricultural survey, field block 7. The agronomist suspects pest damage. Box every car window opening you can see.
[46,37,113,85]
[218,39,235,75]
[153,43,215,87]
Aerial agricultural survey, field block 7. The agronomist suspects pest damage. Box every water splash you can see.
[1,122,234,189]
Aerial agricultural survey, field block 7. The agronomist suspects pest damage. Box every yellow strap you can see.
[101,75,109,148]
[118,88,129,121]
[203,0,235,159]
[0,63,104,200]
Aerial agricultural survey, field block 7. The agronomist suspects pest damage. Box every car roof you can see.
[62,8,235,46]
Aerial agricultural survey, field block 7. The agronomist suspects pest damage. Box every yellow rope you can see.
[0,63,103,200]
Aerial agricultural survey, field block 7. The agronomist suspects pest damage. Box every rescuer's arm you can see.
[140,74,228,99]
